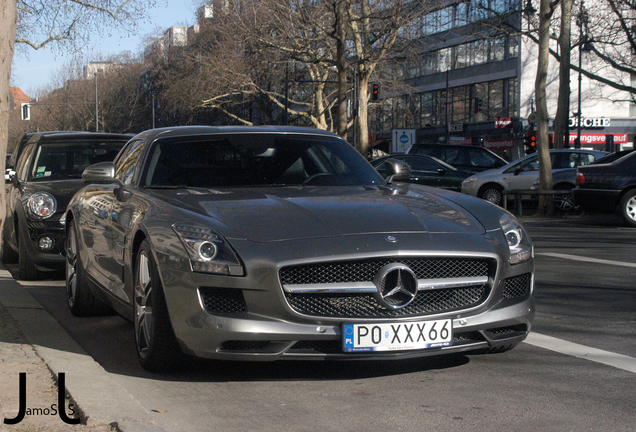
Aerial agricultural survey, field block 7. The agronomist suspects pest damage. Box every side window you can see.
[513,156,539,172]
[404,157,437,171]
[15,143,36,182]
[414,146,433,156]
[553,153,571,169]
[444,148,461,165]
[374,161,387,176]
[579,154,596,166]
[115,139,144,186]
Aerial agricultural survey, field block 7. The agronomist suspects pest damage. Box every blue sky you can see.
[11,1,198,96]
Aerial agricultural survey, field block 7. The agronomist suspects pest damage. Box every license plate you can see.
[342,319,452,352]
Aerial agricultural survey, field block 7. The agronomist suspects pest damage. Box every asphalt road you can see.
[12,213,636,432]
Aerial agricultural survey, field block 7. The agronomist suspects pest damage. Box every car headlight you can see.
[173,224,244,276]
[499,214,533,265]
[462,177,477,186]
[26,192,57,220]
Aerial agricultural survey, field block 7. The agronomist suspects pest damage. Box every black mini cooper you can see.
[2,131,132,280]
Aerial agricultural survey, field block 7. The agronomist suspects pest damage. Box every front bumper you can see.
[157,248,534,361]
[461,179,480,197]
[21,218,66,271]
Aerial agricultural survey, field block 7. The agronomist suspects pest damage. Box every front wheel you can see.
[66,221,110,316]
[619,189,636,227]
[554,186,577,212]
[134,240,183,373]
[479,185,504,206]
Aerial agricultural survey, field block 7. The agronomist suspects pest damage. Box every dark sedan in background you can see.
[371,154,473,191]
[573,150,636,226]
[2,131,131,280]
[65,126,534,372]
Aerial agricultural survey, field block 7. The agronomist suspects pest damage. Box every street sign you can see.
[392,129,415,153]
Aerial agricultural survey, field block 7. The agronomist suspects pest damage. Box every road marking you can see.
[525,332,636,373]
[536,252,636,268]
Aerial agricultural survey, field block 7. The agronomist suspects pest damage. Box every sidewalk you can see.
[0,267,164,432]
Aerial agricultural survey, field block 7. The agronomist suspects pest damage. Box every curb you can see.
[0,267,165,432]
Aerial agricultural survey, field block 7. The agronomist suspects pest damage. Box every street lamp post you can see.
[94,72,99,132]
[576,1,591,149]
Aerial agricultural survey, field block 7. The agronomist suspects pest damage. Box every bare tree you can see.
[552,0,573,150]
[535,0,557,215]
[2,2,18,174]
[1,0,157,234]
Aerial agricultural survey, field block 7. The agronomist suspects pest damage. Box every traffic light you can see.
[524,133,536,153]
[21,103,30,121]
[474,97,483,113]
[372,83,379,101]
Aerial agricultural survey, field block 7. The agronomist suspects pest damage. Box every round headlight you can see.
[505,229,521,248]
[27,192,57,220]
[198,241,218,260]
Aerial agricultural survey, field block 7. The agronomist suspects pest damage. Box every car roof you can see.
[28,131,134,143]
[133,126,342,142]
[502,149,606,167]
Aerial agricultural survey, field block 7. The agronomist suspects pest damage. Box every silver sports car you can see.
[65,126,534,372]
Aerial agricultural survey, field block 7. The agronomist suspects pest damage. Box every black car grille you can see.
[280,258,490,285]
[501,273,532,300]
[280,257,495,318]
[199,287,247,314]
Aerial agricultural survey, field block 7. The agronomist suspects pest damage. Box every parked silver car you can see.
[461,149,607,206]
[65,126,534,372]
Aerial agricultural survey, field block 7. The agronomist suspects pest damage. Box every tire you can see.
[619,189,636,227]
[479,184,504,206]
[554,186,577,212]
[18,222,40,281]
[1,233,18,264]
[66,221,110,316]
[134,240,182,373]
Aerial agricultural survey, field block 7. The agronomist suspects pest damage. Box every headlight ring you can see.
[26,192,57,220]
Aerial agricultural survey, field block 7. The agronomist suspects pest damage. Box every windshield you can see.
[142,134,384,188]
[30,141,125,181]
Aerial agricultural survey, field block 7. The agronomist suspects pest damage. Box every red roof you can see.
[9,87,30,108]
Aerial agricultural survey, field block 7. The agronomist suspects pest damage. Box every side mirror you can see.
[437,168,447,176]
[82,161,117,184]
[82,161,130,202]
[5,168,16,184]
[383,159,411,184]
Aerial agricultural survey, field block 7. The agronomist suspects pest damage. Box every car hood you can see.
[154,185,487,242]
[26,178,85,210]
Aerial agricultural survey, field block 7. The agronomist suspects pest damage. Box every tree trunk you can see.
[553,0,573,150]
[1,1,18,232]
[336,0,348,139]
[536,0,554,216]
[357,73,370,158]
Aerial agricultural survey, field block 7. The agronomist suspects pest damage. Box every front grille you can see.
[281,257,494,318]
[286,287,487,318]
[219,340,270,351]
[199,287,247,314]
[484,324,528,340]
[291,340,343,354]
[280,258,490,285]
[501,273,532,299]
